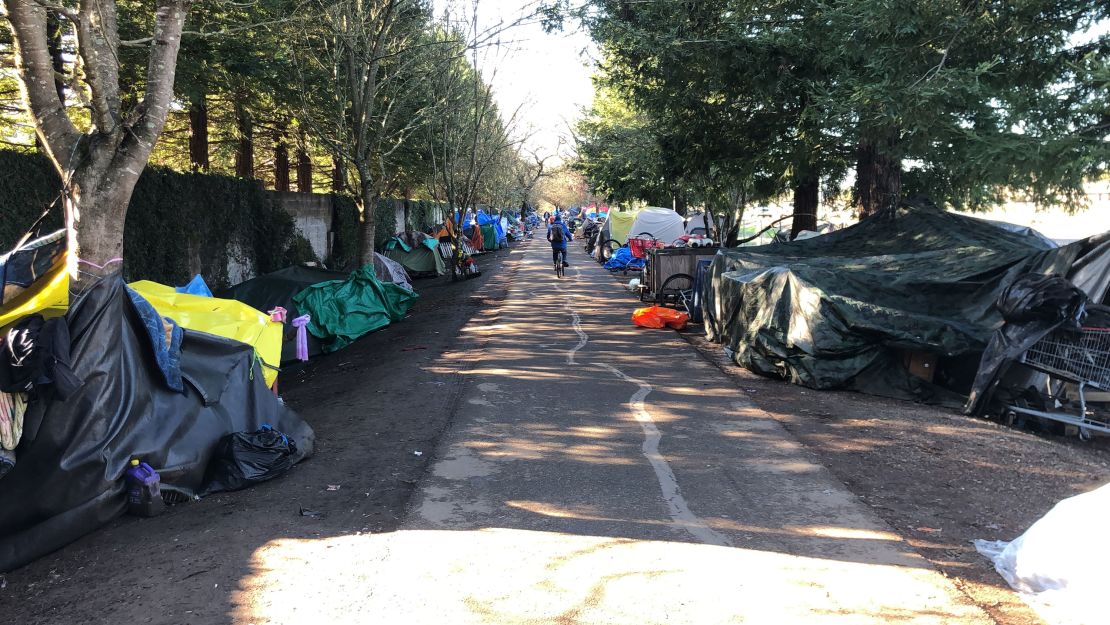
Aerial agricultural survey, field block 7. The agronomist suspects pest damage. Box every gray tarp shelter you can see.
[703,200,1110,404]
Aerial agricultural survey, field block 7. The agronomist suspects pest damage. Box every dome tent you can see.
[628,207,685,244]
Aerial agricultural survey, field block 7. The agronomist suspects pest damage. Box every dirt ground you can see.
[680,327,1110,625]
[0,245,523,625]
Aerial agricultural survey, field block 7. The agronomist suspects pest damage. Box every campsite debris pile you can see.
[0,228,315,572]
[0,216,433,571]
[700,200,1110,423]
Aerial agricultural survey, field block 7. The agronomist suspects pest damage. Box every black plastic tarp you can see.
[218,265,349,318]
[218,265,349,362]
[703,201,1110,403]
[0,273,314,572]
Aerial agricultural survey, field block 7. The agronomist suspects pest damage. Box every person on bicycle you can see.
[547,215,573,267]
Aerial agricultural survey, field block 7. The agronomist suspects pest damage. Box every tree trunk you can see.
[273,121,290,192]
[234,100,254,179]
[855,131,902,218]
[790,170,819,239]
[7,0,191,276]
[673,193,688,216]
[332,156,346,193]
[402,197,412,233]
[296,128,312,192]
[66,167,134,274]
[358,175,378,266]
[188,93,209,171]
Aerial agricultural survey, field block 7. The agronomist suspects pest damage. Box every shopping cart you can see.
[1008,326,1110,440]
[628,233,664,259]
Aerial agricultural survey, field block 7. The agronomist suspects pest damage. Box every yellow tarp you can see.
[607,208,642,245]
[0,259,69,330]
[0,267,282,387]
[129,281,282,387]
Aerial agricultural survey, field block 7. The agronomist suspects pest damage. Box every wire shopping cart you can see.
[1008,326,1110,440]
[628,234,664,259]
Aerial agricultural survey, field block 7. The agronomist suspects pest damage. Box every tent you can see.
[219,265,350,319]
[599,208,641,246]
[128,281,284,387]
[703,200,1110,404]
[629,207,685,244]
[0,263,313,571]
[0,229,68,328]
[372,253,413,292]
[685,212,712,236]
[2,245,286,388]
[383,236,446,276]
[218,265,350,362]
[293,265,418,352]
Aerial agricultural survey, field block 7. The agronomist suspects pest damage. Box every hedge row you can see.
[0,150,364,289]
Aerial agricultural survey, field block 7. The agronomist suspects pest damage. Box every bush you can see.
[375,198,397,251]
[0,149,303,289]
[328,194,361,271]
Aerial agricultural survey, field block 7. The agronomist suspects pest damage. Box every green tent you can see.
[480,224,498,251]
[383,237,445,276]
[293,266,418,352]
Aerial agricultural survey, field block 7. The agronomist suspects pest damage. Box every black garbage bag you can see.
[966,274,1090,416]
[997,274,1087,325]
[200,426,298,495]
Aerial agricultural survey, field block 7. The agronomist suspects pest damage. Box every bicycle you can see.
[554,249,566,278]
[656,272,695,314]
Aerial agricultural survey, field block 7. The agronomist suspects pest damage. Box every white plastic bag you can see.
[975,481,1110,624]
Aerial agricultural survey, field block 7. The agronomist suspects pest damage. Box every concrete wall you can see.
[270,191,333,262]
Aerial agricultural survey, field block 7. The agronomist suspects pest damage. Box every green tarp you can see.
[480,224,498,251]
[383,245,445,276]
[218,265,350,362]
[703,201,1064,404]
[293,266,418,352]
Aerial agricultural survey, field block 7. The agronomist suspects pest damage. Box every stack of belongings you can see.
[703,198,1110,406]
[0,225,313,572]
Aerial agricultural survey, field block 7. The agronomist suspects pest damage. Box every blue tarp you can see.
[176,274,213,297]
[604,246,645,271]
[385,237,412,253]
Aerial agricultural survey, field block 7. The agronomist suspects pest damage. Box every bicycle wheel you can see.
[656,273,694,307]
[599,239,620,262]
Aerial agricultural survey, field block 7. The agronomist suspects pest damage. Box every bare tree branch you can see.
[4,0,79,167]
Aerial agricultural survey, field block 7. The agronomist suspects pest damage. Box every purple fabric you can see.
[291,315,311,362]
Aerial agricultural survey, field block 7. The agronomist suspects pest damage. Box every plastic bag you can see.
[974,482,1110,624]
[632,306,689,330]
[200,425,298,495]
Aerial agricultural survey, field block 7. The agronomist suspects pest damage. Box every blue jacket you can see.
[547,222,572,250]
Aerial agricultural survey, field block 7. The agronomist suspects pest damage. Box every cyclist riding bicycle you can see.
[547,215,573,269]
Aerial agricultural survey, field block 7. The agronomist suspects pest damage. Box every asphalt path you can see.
[231,240,996,624]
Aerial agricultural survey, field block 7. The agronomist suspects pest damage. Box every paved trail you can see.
[231,242,994,624]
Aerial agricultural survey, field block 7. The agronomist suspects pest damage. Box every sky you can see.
[432,0,598,161]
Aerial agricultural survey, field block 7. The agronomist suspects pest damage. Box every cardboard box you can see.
[902,350,938,383]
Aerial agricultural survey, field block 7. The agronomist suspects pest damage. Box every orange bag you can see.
[632,306,690,330]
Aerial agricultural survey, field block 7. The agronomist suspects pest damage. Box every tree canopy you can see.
[561,0,1109,231]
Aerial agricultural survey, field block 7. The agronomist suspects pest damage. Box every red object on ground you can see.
[632,306,689,330]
